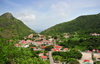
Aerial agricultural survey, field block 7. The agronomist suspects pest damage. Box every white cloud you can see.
[15,12,36,25]
[50,1,70,18]
[61,13,68,17]
[51,1,69,12]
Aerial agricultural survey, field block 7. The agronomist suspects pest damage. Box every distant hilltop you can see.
[40,13,100,35]
[0,12,36,38]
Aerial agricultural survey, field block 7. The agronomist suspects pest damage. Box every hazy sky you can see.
[0,0,100,33]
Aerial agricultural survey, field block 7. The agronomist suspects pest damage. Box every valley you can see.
[0,13,100,64]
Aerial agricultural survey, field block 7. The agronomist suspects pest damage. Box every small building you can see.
[41,56,47,61]
[92,49,95,52]
[42,46,46,48]
[15,44,20,47]
[84,59,90,62]
[54,46,62,49]
[24,45,29,48]
[30,47,37,51]
[46,53,49,56]
[39,53,44,56]
[53,49,60,51]
[64,48,68,51]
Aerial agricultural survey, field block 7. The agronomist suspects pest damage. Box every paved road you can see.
[49,51,56,64]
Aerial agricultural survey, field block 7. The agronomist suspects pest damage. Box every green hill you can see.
[0,12,36,38]
[40,13,100,35]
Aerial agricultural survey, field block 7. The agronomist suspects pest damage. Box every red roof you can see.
[15,44,20,46]
[54,46,62,49]
[9,40,12,41]
[98,51,100,53]
[64,48,68,50]
[84,59,90,62]
[42,46,46,49]
[53,49,60,51]
[41,56,47,58]
[46,53,49,55]
[22,40,26,44]
[92,49,95,51]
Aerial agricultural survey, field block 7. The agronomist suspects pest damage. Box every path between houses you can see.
[49,51,57,64]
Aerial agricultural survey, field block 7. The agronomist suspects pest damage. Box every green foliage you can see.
[29,44,36,47]
[0,39,47,64]
[40,14,100,36]
[53,55,62,62]
[94,61,100,64]
[68,58,80,64]
[0,12,36,38]
[58,35,100,51]
[69,49,82,59]
[45,45,54,51]
[52,49,82,62]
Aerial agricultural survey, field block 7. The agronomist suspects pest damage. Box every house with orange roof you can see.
[15,44,20,47]
[49,38,53,42]
[46,53,49,56]
[53,49,60,51]
[54,46,62,49]
[42,46,46,50]
[30,47,37,51]
[39,53,44,56]
[41,56,47,61]
[28,34,33,38]
[64,48,68,51]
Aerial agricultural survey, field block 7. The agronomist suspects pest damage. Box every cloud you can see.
[15,12,36,25]
[51,1,69,12]
[50,1,70,18]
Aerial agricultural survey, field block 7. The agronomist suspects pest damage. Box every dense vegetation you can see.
[52,49,82,64]
[0,12,36,38]
[40,13,100,35]
[0,39,49,64]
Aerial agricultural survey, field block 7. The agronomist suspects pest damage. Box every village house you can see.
[64,35,69,38]
[15,44,20,47]
[41,56,47,61]
[30,47,37,51]
[48,35,52,38]
[54,46,62,49]
[46,53,49,56]
[23,45,29,48]
[64,48,68,51]
[52,48,60,51]
[26,40,32,44]
[42,46,46,50]
[90,33,100,36]
[49,38,53,42]
[28,34,33,38]
[39,53,44,56]
[19,40,27,44]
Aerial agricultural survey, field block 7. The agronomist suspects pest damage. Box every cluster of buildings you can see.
[85,49,100,53]
[90,33,100,36]
[39,53,49,61]
[15,34,53,48]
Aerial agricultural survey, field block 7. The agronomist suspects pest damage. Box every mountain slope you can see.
[0,12,36,38]
[40,13,100,35]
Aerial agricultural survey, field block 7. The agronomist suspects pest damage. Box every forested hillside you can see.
[40,13,100,35]
[0,12,36,38]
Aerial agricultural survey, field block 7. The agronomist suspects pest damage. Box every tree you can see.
[69,49,82,59]
[68,58,80,64]
[53,55,62,63]
[45,45,53,51]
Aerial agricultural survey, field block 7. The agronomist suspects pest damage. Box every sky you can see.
[0,0,100,33]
